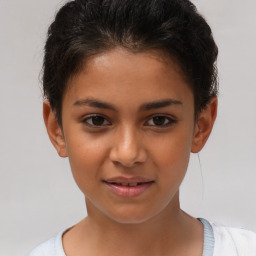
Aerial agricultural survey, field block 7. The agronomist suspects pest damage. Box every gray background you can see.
[0,0,255,255]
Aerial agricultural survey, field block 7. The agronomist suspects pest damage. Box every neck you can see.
[63,192,203,256]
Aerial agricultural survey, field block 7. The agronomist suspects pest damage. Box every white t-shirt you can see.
[211,222,256,255]
[29,218,256,256]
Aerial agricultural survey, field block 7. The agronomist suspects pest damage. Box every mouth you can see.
[106,181,152,186]
[103,177,154,197]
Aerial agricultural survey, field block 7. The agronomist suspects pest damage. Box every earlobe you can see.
[191,97,217,153]
[43,100,67,157]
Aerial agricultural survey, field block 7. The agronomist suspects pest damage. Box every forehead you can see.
[64,48,193,109]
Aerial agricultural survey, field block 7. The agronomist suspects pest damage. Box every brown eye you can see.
[145,115,176,127]
[91,116,105,126]
[152,116,167,126]
[83,115,111,127]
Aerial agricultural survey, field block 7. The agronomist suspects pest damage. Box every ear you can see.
[43,100,67,157]
[191,97,218,153]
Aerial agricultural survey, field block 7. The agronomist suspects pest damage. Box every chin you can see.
[101,204,163,225]
[85,196,173,225]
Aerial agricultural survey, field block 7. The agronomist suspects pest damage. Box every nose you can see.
[109,126,147,167]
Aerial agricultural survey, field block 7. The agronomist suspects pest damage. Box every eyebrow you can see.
[140,99,182,111]
[73,98,116,111]
[73,98,182,111]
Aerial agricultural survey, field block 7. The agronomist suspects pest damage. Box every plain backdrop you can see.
[0,0,255,255]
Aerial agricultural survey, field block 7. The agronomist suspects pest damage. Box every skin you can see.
[44,47,217,256]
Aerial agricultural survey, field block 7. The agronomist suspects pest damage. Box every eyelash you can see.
[82,114,177,128]
[145,115,177,127]
[82,114,111,127]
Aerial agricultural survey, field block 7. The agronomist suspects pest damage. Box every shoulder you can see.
[210,221,256,256]
[28,231,66,256]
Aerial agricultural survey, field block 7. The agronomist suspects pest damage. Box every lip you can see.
[103,176,154,198]
[104,176,154,183]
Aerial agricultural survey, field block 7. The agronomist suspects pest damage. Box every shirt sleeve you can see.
[212,224,256,256]
[28,231,66,256]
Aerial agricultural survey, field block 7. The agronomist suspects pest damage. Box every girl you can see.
[29,0,256,255]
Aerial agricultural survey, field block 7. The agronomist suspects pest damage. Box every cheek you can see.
[150,127,193,183]
[65,133,109,191]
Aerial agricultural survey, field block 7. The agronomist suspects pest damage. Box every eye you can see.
[82,114,111,127]
[145,115,176,127]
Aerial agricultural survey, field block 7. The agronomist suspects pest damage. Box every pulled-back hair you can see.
[43,0,218,125]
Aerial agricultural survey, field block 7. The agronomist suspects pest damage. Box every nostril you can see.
[109,133,147,167]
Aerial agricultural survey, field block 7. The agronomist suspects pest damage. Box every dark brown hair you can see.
[43,0,218,125]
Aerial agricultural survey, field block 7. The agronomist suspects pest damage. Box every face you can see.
[47,48,210,224]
